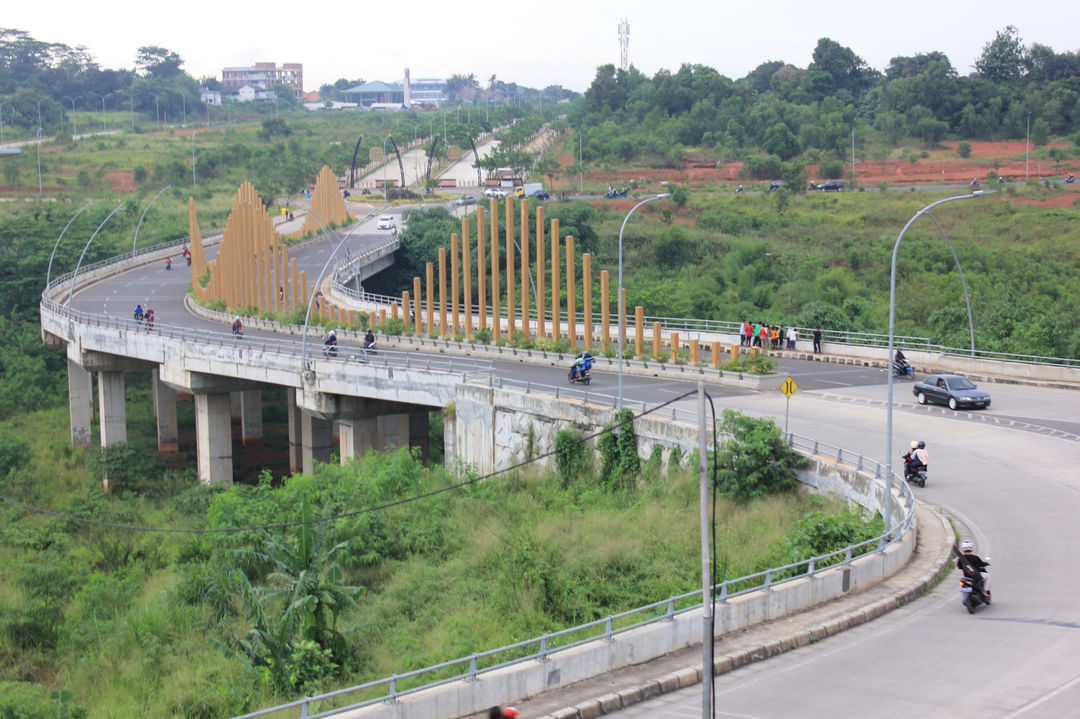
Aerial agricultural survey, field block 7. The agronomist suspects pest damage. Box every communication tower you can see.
[619,18,629,71]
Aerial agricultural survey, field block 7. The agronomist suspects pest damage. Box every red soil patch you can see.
[105,170,136,192]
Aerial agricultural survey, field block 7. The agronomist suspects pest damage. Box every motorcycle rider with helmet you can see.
[957,539,990,600]
[903,440,928,479]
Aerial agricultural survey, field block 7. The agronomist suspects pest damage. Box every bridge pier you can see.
[302,414,334,472]
[240,390,263,445]
[97,370,127,446]
[152,373,179,452]
[338,417,378,461]
[67,358,94,448]
[287,389,303,473]
[194,392,233,485]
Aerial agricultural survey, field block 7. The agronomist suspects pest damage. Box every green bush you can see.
[783,510,883,567]
[714,410,808,501]
[554,428,590,484]
[0,683,87,719]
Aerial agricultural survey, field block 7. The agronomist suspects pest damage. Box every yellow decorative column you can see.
[536,207,545,338]
[490,203,500,342]
[451,234,459,336]
[635,307,644,357]
[477,208,486,331]
[505,196,515,340]
[461,218,472,338]
[551,219,560,342]
[600,269,610,352]
[402,291,410,327]
[671,332,680,361]
[583,253,592,350]
[566,236,576,349]
[690,338,699,363]
[653,322,662,359]
[438,248,447,336]
[520,198,529,339]
[425,263,434,335]
[413,277,422,333]
[712,341,722,367]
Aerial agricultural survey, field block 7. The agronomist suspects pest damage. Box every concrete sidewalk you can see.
[468,503,953,719]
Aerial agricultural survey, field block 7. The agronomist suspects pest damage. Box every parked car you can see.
[484,187,507,198]
[913,374,991,410]
[768,181,786,192]
[529,189,551,200]
[812,180,845,192]
[454,195,477,206]
[376,215,394,230]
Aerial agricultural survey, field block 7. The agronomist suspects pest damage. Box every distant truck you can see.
[514,182,548,200]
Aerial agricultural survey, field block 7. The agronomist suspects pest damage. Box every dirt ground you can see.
[556,140,1076,191]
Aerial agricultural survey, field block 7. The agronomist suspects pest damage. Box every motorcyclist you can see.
[134,304,144,322]
[893,347,910,376]
[571,351,594,380]
[956,539,990,599]
[232,316,243,335]
[324,329,338,356]
[904,439,928,478]
[735,184,744,194]
[488,707,519,719]
[363,329,376,349]
[165,257,172,270]
[970,177,979,187]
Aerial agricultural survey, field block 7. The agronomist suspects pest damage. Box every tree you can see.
[714,410,807,501]
[535,153,561,190]
[134,46,183,78]
[762,122,802,160]
[975,26,1026,82]
[1031,117,1051,147]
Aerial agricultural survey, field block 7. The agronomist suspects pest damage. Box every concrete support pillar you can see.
[287,389,303,473]
[442,408,457,466]
[194,392,232,486]
[230,391,242,419]
[378,413,410,451]
[97,370,127,447]
[67,358,94,448]
[153,373,179,452]
[339,417,378,463]
[410,410,430,464]
[302,413,333,473]
[241,390,263,445]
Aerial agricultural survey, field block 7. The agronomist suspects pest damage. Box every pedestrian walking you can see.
[813,327,823,353]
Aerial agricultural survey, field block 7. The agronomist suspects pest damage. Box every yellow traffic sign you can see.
[781,376,798,398]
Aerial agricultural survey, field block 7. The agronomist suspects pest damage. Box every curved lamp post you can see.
[65,203,127,335]
[132,185,173,256]
[617,193,670,410]
[35,128,42,193]
[88,92,106,133]
[369,133,389,199]
[62,96,79,137]
[45,201,94,287]
[116,90,134,130]
[884,190,990,531]
[298,208,373,373]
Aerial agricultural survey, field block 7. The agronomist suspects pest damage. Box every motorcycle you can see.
[323,342,338,358]
[568,353,594,385]
[901,452,927,487]
[891,360,914,378]
[959,563,991,614]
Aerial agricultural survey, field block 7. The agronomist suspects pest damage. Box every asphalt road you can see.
[68,220,1080,719]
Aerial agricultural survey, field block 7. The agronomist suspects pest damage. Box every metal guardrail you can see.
[40,297,495,380]
[232,418,914,719]
[331,258,1076,368]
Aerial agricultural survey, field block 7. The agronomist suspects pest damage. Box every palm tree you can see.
[211,498,365,692]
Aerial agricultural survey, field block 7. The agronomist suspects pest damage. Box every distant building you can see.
[237,85,276,103]
[407,76,445,107]
[343,80,405,109]
[199,88,222,105]
[222,62,303,97]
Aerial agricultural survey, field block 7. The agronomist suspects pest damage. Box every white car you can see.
[376,215,394,230]
[484,187,507,198]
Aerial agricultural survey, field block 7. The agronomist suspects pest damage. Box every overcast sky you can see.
[7,1,1077,93]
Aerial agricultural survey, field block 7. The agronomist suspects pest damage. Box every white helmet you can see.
[961,540,974,552]
[911,440,919,449]
[329,330,336,338]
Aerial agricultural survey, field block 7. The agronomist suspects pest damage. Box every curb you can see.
[531,504,954,719]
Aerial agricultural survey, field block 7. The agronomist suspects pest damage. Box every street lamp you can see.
[36,127,43,193]
[154,95,161,125]
[617,193,670,409]
[117,90,134,130]
[884,190,989,532]
[62,96,79,137]
[88,92,106,133]
[34,98,42,131]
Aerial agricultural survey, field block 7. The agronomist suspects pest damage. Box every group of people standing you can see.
[739,322,824,353]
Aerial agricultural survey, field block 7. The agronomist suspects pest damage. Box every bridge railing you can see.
[231,405,914,719]
[39,298,495,379]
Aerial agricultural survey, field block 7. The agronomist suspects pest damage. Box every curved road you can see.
[67,224,1080,719]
